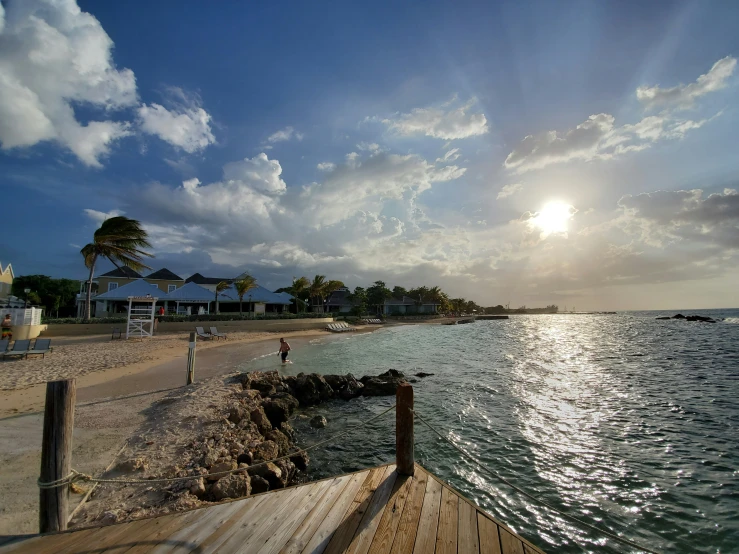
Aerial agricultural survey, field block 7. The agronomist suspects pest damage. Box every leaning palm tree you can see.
[214,281,230,315]
[321,280,345,311]
[308,275,326,312]
[81,216,153,321]
[291,276,310,313]
[234,275,258,316]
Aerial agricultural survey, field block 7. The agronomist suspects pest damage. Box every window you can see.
[168,284,177,293]
[108,282,118,291]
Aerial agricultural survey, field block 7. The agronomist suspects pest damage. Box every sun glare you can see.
[531,201,574,236]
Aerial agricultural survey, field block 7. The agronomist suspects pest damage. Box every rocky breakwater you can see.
[656,313,717,323]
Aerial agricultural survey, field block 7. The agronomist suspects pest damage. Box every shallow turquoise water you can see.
[241,312,739,553]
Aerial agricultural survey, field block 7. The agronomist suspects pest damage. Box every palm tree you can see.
[80,216,153,321]
[322,279,345,313]
[308,275,326,312]
[214,281,230,315]
[291,276,310,313]
[234,275,258,316]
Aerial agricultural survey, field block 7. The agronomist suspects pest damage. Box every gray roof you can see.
[94,279,161,300]
[146,268,184,281]
[100,267,143,279]
[218,284,293,305]
[165,282,219,301]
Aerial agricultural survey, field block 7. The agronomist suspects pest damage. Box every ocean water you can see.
[241,311,739,553]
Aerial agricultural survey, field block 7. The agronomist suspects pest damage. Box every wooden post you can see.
[39,379,76,533]
[186,332,196,385]
[396,383,414,476]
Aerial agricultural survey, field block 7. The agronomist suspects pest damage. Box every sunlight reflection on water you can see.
[240,312,739,553]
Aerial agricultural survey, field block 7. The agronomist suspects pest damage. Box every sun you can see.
[531,201,574,236]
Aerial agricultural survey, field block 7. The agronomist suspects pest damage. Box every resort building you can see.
[184,273,234,292]
[383,295,441,315]
[0,261,14,303]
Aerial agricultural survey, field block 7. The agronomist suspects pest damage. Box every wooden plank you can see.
[344,464,400,554]
[300,470,374,554]
[435,487,458,554]
[280,474,357,554]
[411,472,443,554]
[388,467,427,554]
[367,472,413,554]
[458,498,480,554]
[477,514,502,554]
[499,528,525,554]
[253,479,335,554]
[207,486,305,553]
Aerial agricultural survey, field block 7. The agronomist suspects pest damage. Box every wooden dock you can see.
[0,463,544,554]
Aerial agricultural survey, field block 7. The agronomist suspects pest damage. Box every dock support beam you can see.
[396,383,414,475]
[39,379,76,533]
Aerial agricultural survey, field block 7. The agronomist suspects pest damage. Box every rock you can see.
[656,316,671,320]
[247,462,285,489]
[360,369,407,396]
[115,457,149,473]
[249,406,272,435]
[228,406,248,424]
[409,378,418,383]
[378,369,405,379]
[310,415,327,429]
[266,429,290,456]
[415,372,434,378]
[262,393,299,427]
[237,452,253,465]
[326,373,364,400]
[294,373,334,406]
[203,449,219,468]
[673,313,686,319]
[686,315,715,322]
[275,459,296,483]
[280,421,295,438]
[189,477,206,497]
[250,475,270,494]
[290,451,309,471]
[237,389,262,402]
[206,461,237,482]
[253,440,279,461]
[211,473,251,500]
[323,374,348,390]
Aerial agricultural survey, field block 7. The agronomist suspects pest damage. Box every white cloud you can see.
[497,183,523,200]
[137,89,215,153]
[267,126,303,143]
[357,142,381,153]
[316,162,336,171]
[84,208,125,224]
[381,97,488,140]
[222,153,286,194]
[0,0,137,166]
[636,56,737,109]
[436,148,460,163]
[505,57,732,173]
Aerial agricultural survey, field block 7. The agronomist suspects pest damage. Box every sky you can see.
[1,0,738,310]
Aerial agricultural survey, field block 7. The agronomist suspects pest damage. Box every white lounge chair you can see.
[195,327,213,340]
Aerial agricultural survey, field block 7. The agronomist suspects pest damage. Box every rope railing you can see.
[38,403,396,490]
[411,407,662,554]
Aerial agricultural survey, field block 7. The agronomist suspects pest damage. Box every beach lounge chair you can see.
[0,339,8,358]
[209,327,227,340]
[3,339,31,360]
[195,327,212,340]
[26,339,53,359]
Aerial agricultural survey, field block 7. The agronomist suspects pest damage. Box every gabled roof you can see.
[0,262,13,279]
[218,284,293,305]
[165,282,220,302]
[94,279,161,300]
[185,273,233,285]
[326,289,356,306]
[146,268,184,281]
[100,266,143,279]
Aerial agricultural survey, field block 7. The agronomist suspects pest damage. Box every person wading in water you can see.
[278,337,291,364]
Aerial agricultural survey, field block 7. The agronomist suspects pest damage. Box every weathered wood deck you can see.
[0,463,545,554]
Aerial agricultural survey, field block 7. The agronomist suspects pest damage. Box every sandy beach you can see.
[0,326,380,535]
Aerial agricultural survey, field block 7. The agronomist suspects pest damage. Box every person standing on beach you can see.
[1,314,12,340]
[278,337,291,364]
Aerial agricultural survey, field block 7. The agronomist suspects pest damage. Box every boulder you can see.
[250,475,270,494]
[253,440,279,461]
[415,372,434,378]
[262,393,299,427]
[325,373,364,400]
[202,448,219,468]
[361,369,407,396]
[211,473,251,500]
[249,406,272,435]
[280,421,295,438]
[206,461,236,482]
[115,457,148,473]
[265,429,290,456]
[323,374,348,390]
[655,316,671,320]
[248,462,285,489]
[228,406,248,424]
[294,373,334,406]
[310,415,327,429]
[290,451,309,472]
[673,314,686,319]
[686,315,715,323]
[275,459,296,483]
[188,477,206,497]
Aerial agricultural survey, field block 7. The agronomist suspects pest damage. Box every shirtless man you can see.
[278,337,291,364]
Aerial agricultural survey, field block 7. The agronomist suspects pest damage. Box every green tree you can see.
[80,216,153,320]
[291,276,310,313]
[366,280,392,315]
[11,275,79,316]
[234,275,258,316]
[214,281,230,314]
[308,275,326,312]
[347,286,368,316]
[392,286,408,299]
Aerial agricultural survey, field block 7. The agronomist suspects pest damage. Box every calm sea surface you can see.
[241,310,739,553]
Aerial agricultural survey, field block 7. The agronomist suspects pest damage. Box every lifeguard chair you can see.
[126,295,158,339]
